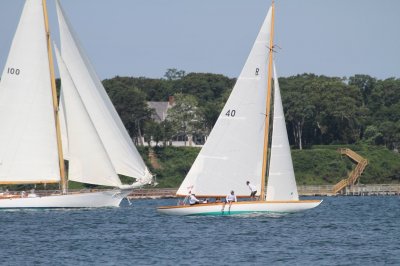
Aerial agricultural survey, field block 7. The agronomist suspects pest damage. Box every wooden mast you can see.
[260,1,275,200]
[42,0,67,193]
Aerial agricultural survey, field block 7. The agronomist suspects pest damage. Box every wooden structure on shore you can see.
[332,148,368,194]
[338,184,400,196]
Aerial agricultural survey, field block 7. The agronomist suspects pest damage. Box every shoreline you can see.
[128,184,400,199]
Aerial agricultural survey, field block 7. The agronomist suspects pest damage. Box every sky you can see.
[0,0,399,80]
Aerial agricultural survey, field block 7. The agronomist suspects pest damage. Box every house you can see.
[145,96,206,147]
[147,96,175,123]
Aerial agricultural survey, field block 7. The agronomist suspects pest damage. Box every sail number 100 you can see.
[7,68,20,75]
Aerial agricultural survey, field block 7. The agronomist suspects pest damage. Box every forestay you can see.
[266,63,299,200]
[56,0,150,180]
[0,0,60,183]
[54,46,122,187]
[177,7,273,197]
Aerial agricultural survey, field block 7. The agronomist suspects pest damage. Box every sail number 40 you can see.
[7,68,20,75]
[225,109,236,117]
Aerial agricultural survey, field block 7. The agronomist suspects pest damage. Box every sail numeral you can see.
[225,109,236,117]
[255,68,259,76]
[7,68,20,75]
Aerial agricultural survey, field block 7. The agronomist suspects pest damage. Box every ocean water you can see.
[0,196,399,265]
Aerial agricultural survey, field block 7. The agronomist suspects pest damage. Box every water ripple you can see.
[0,197,399,265]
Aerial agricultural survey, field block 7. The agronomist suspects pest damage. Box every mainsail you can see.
[176,7,273,197]
[56,0,150,181]
[0,0,60,183]
[54,46,122,187]
[266,62,299,200]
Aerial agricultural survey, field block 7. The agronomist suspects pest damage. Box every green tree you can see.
[164,68,186,81]
[379,121,400,150]
[160,120,175,146]
[283,88,315,150]
[280,74,364,147]
[103,80,152,141]
[310,80,363,144]
[167,93,203,146]
[363,125,384,145]
[349,74,376,106]
[367,78,400,149]
[143,120,163,146]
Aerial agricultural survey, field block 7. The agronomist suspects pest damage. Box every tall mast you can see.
[260,1,275,200]
[42,0,67,193]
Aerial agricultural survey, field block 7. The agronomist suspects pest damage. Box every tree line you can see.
[102,69,400,151]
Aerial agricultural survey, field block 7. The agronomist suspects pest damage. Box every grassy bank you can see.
[139,145,400,188]
[3,145,397,192]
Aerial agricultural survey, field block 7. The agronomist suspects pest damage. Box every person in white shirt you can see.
[189,194,200,205]
[246,181,257,200]
[226,190,237,203]
[222,190,237,214]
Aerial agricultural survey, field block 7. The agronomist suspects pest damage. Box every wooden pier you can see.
[128,184,400,199]
[128,188,177,199]
[338,184,400,196]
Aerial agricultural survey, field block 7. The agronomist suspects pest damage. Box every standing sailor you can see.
[246,181,257,200]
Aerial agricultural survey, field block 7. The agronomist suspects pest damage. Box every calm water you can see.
[0,196,399,265]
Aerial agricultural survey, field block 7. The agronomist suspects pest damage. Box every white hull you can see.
[0,189,132,208]
[158,200,322,216]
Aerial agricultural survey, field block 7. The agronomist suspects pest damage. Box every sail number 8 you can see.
[225,109,236,117]
[7,68,20,75]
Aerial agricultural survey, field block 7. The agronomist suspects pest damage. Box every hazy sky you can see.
[0,0,399,80]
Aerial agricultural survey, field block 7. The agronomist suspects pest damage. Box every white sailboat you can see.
[0,0,152,208]
[158,2,322,215]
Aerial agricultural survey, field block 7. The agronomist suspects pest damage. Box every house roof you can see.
[147,101,170,122]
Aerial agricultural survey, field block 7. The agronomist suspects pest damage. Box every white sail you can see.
[59,91,69,160]
[56,0,150,180]
[54,45,122,187]
[0,0,60,183]
[266,62,299,200]
[177,7,273,197]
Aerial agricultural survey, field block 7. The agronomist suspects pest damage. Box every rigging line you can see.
[266,44,281,53]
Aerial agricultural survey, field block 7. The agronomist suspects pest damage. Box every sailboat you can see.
[0,0,152,208]
[158,2,322,215]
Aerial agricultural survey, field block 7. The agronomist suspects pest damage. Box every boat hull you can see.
[157,200,322,216]
[0,189,132,209]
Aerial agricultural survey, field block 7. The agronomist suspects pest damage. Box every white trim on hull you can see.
[0,189,132,208]
[157,200,323,216]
